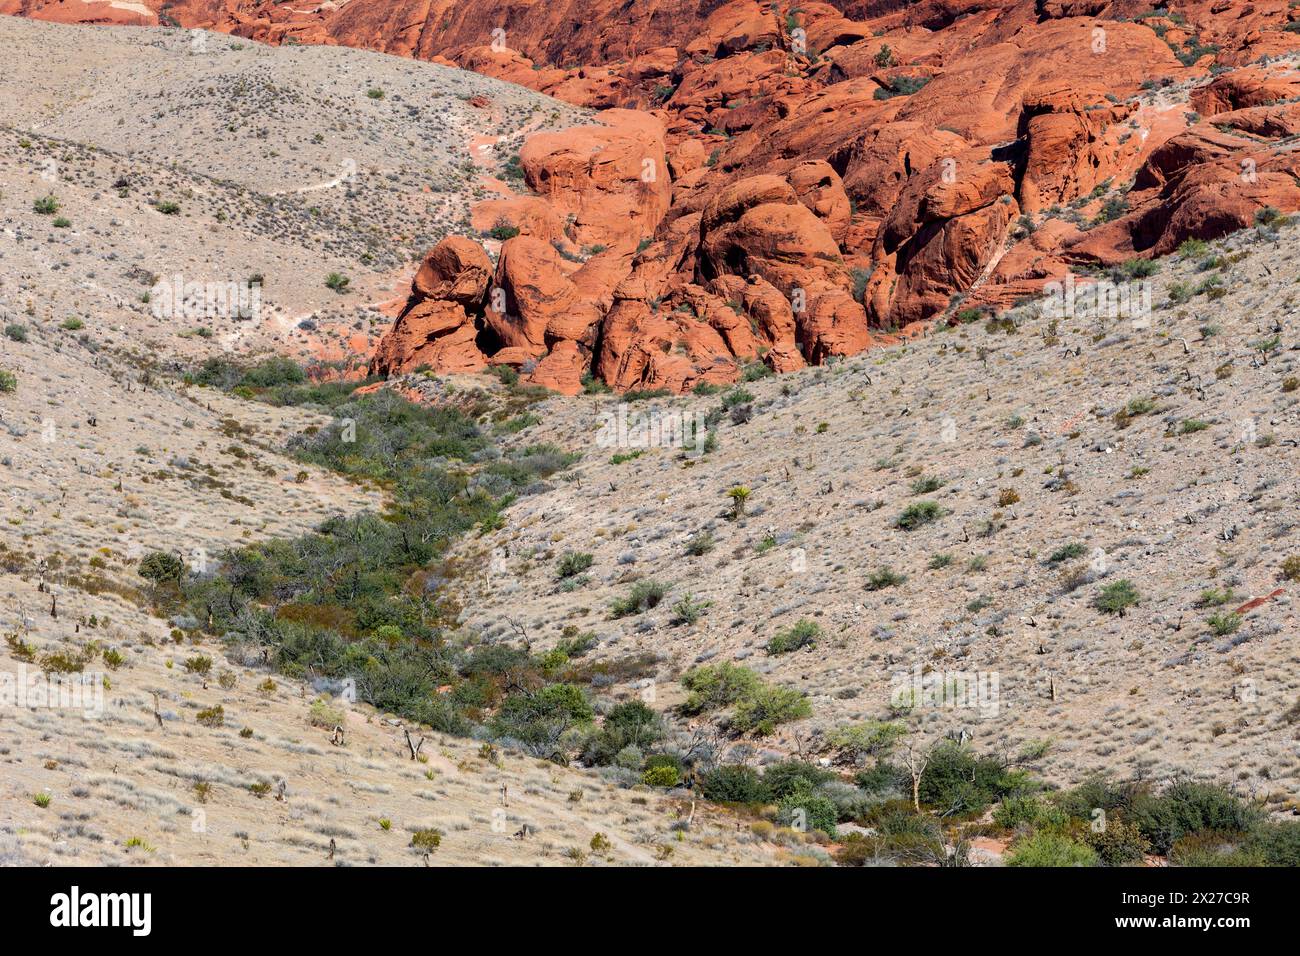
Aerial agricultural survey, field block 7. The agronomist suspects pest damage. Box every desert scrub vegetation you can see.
[610,580,668,618]
[732,736,1295,868]
[767,618,820,654]
[555,551,593,579]
[1094,579,1140,615]
[895,500,943,530]
[159,367,593,747]
[679,662,810,735]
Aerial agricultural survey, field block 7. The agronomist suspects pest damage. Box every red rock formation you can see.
[18,0,1300,392]
[369,238,492,376]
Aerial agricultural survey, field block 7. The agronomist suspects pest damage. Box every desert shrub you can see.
[183,655,213,675]
[1086,818,1151,866]
[642,764,680,787]
[1206,611,1241,636]
[4,324,27,342]
[685,531,715,556]
[1129,780,1260,855]
[680,662,760,714]
[1005,831,1097,867]
[730,684,811,735]
[670,593,709,624]
[490,683,592,757]
[579,699,664,766]
[196,705,224,727]
[993,795,1068,831]
[489,218,520,241]
[767,618,819,654]
[895,500,943,530]
[0,370,15,393]
[854,761,906,796]
[138,551,186,584]
[873,74,930,99]
[1094,579,1140,615]
[1051,775,1137,819]
[556,551,593,579]
[1045,541,1086,564]
[1242,820,1300,867]
[700,764,771,803]
[410,828,442,851]
[828,721,906,765]
[308,697,346,729]
[777,791,838,837]
[239,357,306,389]
[910,475,944,494]
[610,580,668,617]
[761,761,837,800]
[864,567,906,591]
[919,743,1028,816]
[1167,831,1264,867]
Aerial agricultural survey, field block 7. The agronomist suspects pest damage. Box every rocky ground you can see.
[435,218,1300,806]
[0,17,587,367]
[0,18,768,867]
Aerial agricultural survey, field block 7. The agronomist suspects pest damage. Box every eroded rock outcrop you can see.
[369,238,493,377]
[50,0,1299,391]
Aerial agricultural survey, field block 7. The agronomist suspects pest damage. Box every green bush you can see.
[761,761,837,800]
[1095,579,1140,615]
[1047,542,1086,563]
[489,683,593,758]
[680,662,760,714]
[730,683,811,735]
[993,795,1068,831]
[556,551,593,579]
[895,500,943,530]
[865,566,906,590]
[579,699,664,766]
[777,791,838,837]
[138,551,186,584]
[919,743,1028,816]
[0,370,15,393]
[610,580,668,617]
[1006,831,1097,867]
[700,764,771,803]
[1130,780,1260,855]
[1167,831,1263,867]
[767,618,819,655]
[642,764,680,787]
[1086,818,1151,866]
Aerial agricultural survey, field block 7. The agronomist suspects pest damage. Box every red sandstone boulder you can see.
[369,238,492,377]
[520,109,670,251]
